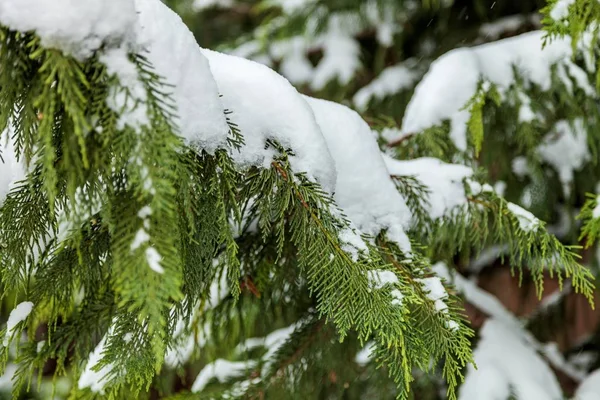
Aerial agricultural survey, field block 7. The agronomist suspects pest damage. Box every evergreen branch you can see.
[577,193,600,248]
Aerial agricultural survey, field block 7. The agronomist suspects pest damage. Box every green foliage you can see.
[578,194,600,248]
[0,19,474,400]
[463,82,501,156]
[2,0,600,399]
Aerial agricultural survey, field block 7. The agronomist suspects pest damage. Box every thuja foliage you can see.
[0,21,475,400]
[542,0,600,249]
[0,2,598,400]
[175,0,600,398]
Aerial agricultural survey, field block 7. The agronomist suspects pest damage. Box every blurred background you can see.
[3,0,600,398]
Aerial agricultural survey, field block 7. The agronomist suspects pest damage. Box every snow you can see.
[191,359,256,393]
[238,324,297,354]
[0,129,26,206]
[193,0,234,11]
[494,180,507,197]
[518,92,536,123]
[379,127,406,144]
[434,262,520,329]
[165,319,209,368]
[537,119,589,197]
[305,97,412,253]
[400,48,478,151]
[165,271,229,367]
[137,206,152,219]
[512,156,530,178]
[434,262,579,391]
[338,227,369,261]
[0,364,17,391]
[3,302,34,347]
[469,245,509,273]
[479,15,527,40]
[202,50,337,194]
[271,37,314,84]
[238,323,299,374]
[100,48,149,131]
[507,202,540,232]
[264,0,315,15]
[2,0,233,153]
[367,270,399,289]
[195,322,298,391]
[383,155,473,220]
[131,229,150,251]
[78,336,114,393]
[576,369,600,400]
[593,195,600,219]
[355,342,375,366]
[310,15,362,91]
[135,0,230,153]
[542,341,586,382]
[364,2,399,47]
[460,319,563,400]
[145,247,164,274]
[550,0,575,20]
[560,62,596,96]
[397,31,580,151]
[367,270,403,305]
[416,276,449,312]
[0,0,137,60]
[353,63,419,111]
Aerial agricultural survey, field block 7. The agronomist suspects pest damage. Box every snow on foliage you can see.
[353,62,419,111]
[0,0,138,60]
[507,202,540,232]
[537,119,590,197]
[165,271,229,367]
[0,364,17,391]
[134,0,230,152]
[191,359,257,393]
[459,319,563,400]
[0,129,25,206]
[78,335,114,393]
[310,14,362,91]
[396,31,587,150]
[100,48,150,131]
[305,96,412,252]
[193,0,234,11]
[576,369,600,400]
[433,262,579,397]
[550,0,575,20]
[202,49,338,194]
[366,270,404,305]
[417,276,450,312]
[271,37,315,84]
[478,14,539,41]
[383,155,473,220]
[3,302,34,347]
[263,0,316,15]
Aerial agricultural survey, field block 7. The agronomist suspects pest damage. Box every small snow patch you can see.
[3,302,34,346]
